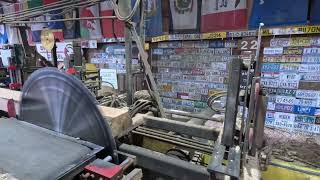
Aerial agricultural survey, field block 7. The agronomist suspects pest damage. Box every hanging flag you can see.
[100,1,124,39]
[310,0,320,24]
[249,0,308,29]
[0,4,8,44]
[2,3,21,44]
[44,0,64,42]
[169,0,199,32]
[201,0,247,32]
[145,0,163,37]
[30,16,48,42]
[80,4,102,39]
[63,9,79,39]
[27,0,42,9]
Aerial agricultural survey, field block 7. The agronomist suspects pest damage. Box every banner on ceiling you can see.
[2,3,21,44]
[145,0,163,37]
[249,0,308,29]
[169,0,199,32]
[201,0,247,32]
[80,4,102,39]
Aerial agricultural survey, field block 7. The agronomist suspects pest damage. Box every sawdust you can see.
[0,174,18,180]
[263,127,320,169]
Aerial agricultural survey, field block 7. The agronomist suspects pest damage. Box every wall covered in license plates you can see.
[151,39,243,113]
[262,36,320,135]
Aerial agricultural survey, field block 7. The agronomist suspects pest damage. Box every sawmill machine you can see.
[0,68,137,180]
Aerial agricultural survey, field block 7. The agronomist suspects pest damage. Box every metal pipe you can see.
[137,126,214,147]
[3,16,117,24]
[133,128,213,151]
[119,144,211,180]
[164,109,221,122]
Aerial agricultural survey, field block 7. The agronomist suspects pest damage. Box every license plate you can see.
[276,96,296,105]
[293,123,314,133]
[282,55,302,63]
[296,90,320,99]
[209,76,225,83]
[274,112,295,122]
[153,48,164,55]
[265,111,275,126]
[277,88,297,96]
[214,48,231,55]
[262,63,280,72]
[164,49,176,55]
[295,115,316,124]
[158,42,168,48]
[167,42,182,48]
[211,62,227,71]
[270,38,290,47]
[209,40,225,48]
[199,48,215,55]
[293,105,316,115]
[273,119,294,130]
[261,78,278,88]
[182,41,195,48]
[278,80,299,89]
[316,117,320,124]
[283,47,303,55]
[289,37,312,47]
[280,63,299,72]
[301,73,320,81]
[294,99,317,107]
[275,103,294,113]
[303,48,320,55]
[267,102,276,110]
[279,73,301,81]
[224,40,238,48]
[311,37,320,46]
[299,64,320,73]
[263,47,283,55]
[194,41,209,48]
[263,55,283,62]
[302,55,320,64]
[268,95,277,103]
[261,72,280,78]
[262,87,277,95]
[310,125,320,134]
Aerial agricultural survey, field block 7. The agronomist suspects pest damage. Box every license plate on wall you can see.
[293,105,316,115]
[283,47,303,55]
[282,55,302,63]
[278,80,299,89]
[261,78,279,88]
[277,88,297,96]
[299,64,320,73]
[274,112,295,122]
[280,63,300,72]
[275,103,294,113]
[296,90,320,99]
[276,96,296,105]
[295,115,316,124]
[263,47,284,55]
[263,55,283,62]
[294,99,317,107]
[279,73,301,81]
[262,63,280,72]
[270,38,290,47]
[303,47,320,55]
[302,55,320,64]
[301,73,320,81]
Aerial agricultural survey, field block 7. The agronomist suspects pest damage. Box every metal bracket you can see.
[207,144,241,179]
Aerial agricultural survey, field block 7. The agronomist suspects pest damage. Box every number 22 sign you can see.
[239,38,258,50]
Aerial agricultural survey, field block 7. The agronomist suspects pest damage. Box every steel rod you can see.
[3,16,117,24]
[164,109,221,122]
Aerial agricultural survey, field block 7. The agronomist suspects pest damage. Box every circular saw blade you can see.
[20,68,117,161]
[41,29,54,51]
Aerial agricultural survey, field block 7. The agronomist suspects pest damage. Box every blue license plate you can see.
[293,105,316,115]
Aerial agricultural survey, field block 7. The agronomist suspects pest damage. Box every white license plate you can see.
[270,38,290,47]
[158,42,168,48]
[209,76,224,83]
[224,40,237,48]
[211,62,227,71]
[282,55,302,63]
[263,55,283,62]
[274,112,295,122]
[296,90,320,99]
[265,111,275,126]
[303,48,320,55]
[278,80,299,89]
[302,55,320,64]
[279,73,301,81]
[299,64,320,73]
[273,119,294,130]
[311,38,320,46]
[310,125,320,134]
[167,42,182,48]
[293,123,314,133]
[294,99,317,107]
[261,78,279,88]
[214,48,231,55]
[267,102,276,110]
[280,64,300,72]
[276,96,296,105]
[301,73,320,81]
[261,72,280,78]
[263,47,283,55]
[199,48,215,55]
[153,48,164,55]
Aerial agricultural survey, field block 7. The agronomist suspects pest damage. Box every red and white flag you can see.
[100,1,124,38]
[201,0,247,32]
